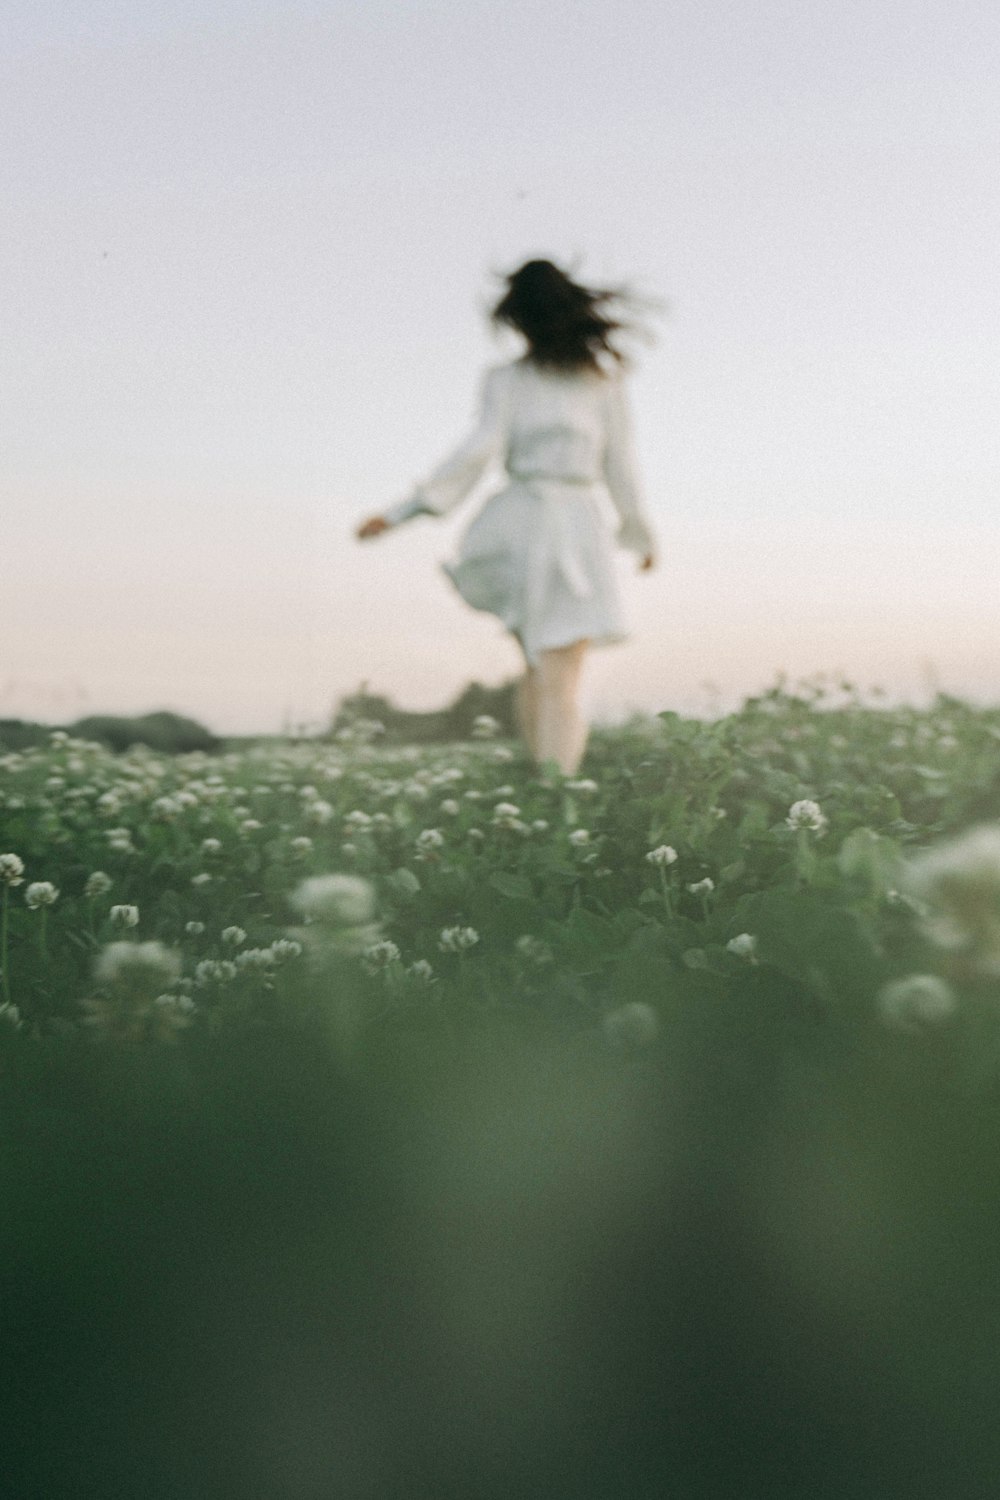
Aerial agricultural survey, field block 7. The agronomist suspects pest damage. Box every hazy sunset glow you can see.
[4,0,999,732]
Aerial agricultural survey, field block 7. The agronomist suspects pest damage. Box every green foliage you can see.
[5,686,1000,1492]
[329,676,519,742]
[67,710,220,754]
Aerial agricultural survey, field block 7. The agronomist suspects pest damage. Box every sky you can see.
[3,0,999,733]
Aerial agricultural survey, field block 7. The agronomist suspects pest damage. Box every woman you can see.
[356,258,657,776]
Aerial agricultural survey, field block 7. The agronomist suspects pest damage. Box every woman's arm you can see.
[357,366,511,538]
[379,494,433,527]
[407,364,512,517]
[601,374,657,564]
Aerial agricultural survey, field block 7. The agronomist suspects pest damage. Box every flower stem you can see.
[659,867,674,920]
[795,827,815,885]
[1,885,10,1009]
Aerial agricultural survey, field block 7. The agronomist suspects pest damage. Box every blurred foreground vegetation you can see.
[4,680,1000,1495]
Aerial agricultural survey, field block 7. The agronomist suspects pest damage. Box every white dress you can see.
[382,357,657,666]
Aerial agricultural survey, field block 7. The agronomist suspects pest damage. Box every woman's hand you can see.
[639,553,655,572]
[356,515,391,541]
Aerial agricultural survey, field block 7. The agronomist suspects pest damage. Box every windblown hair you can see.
[491,259,641,373]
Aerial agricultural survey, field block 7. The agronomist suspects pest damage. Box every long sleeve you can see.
[408,364,511,518]
[602,375,657,560]
[382,494,433,527]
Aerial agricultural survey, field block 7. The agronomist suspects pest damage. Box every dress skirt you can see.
[439,478,630,667]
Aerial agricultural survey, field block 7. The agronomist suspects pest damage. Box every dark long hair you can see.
[491,259,644,372]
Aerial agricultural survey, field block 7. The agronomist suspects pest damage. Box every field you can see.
[4,682,1000,1496]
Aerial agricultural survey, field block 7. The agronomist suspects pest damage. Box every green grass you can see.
[4,683,1000,1496]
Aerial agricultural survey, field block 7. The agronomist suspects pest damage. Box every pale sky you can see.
[3,0,999,732]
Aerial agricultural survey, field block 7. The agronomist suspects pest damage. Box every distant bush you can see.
[67,711,220,755]
[0,719,51,752]
[329,678,518,744]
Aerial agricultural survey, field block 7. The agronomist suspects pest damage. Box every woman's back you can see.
[504,358,612,487]
[355,255,657,775]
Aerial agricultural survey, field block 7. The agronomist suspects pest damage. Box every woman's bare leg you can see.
[514,664,539,759]
[534,639,590,775]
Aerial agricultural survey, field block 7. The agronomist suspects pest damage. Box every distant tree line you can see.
[0,711,220,755]
[0,680,519,755]
[327,678,518,744]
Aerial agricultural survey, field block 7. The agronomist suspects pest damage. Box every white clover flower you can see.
[304,800,333,827]
[568,829,591,847]
[492,746,514,762]
[904,825,1000,974]
[471,714,500,739]
[94,940,181,991]
[646,845,678,867]
[438,925,480,953]
[155,993,195,1014]
[191,873,212,887]
[531,819,550,834]
[726,933,759,962]
[0,854,26,886]
[515,934,554,966]
[339,842,359,860]
[269,938,302,964]
[0,1001,22,1029]
[235,947,278,972]
[105,827,135,851]
[96,791,124,818]
[407,959,435,984]
[194,958,238,987]
[786,800,828,834]
[201,837,223,856]
[221,925,247,947]
[361,939,401,973]
[290,873,376,927]
[343,810,373,832]
[25,881,59,909]
[466,828,485,843]
[492,804,525,831]
[289,835,313,855]
[241,818,264,834]
[463,789,483,802]
[85,871,113,899]
[152,993,196,1030]
[151,795,182,821]
[687,877,715,896]
[415,828,446,852]
[877,974,957,1032]
[185,920,206,935]
[109,904,140,929]
[566,779,599,795]
[603,1002,660,1048]
[439,799,461,817]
